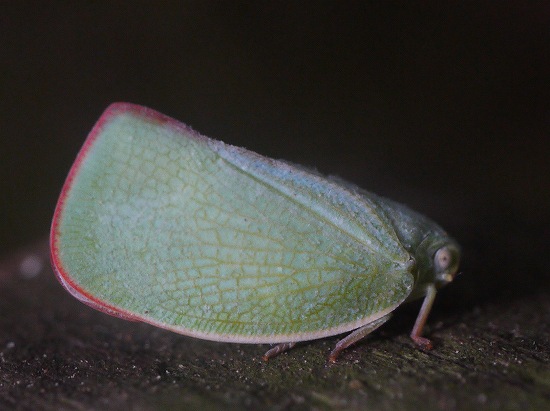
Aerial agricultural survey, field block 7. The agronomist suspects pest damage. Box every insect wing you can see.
[51,103,415,343]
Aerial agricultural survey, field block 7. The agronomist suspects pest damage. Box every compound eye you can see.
[434,246,452,272]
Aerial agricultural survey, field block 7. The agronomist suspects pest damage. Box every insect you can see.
[51,103,460,362]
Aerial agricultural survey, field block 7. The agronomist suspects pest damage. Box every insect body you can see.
[50,103,460,361]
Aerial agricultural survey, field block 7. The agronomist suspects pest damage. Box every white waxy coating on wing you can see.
[52,104,415,343]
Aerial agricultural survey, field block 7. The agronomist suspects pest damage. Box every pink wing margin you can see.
[49,103,189,321]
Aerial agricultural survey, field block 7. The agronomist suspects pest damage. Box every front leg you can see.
[410,283,437,350]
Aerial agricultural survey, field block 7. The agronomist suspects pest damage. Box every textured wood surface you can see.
[1,238,548,410]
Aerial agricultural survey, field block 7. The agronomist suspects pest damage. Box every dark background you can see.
[1,3,549,409]
[2,2,548,298]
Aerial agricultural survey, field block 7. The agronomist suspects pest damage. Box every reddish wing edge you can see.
[50,103,406,343]
[49,102,199,323]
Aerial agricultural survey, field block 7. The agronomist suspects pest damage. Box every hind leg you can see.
[262,342,297,361]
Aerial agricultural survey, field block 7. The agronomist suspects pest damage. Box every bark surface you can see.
[1,239,548,410]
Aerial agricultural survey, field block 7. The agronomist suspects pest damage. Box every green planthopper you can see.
[51,103,460,362]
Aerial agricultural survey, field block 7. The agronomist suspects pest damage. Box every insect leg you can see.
[328,313,392,363]
[410,283,437,350]
[262,342,297,361]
